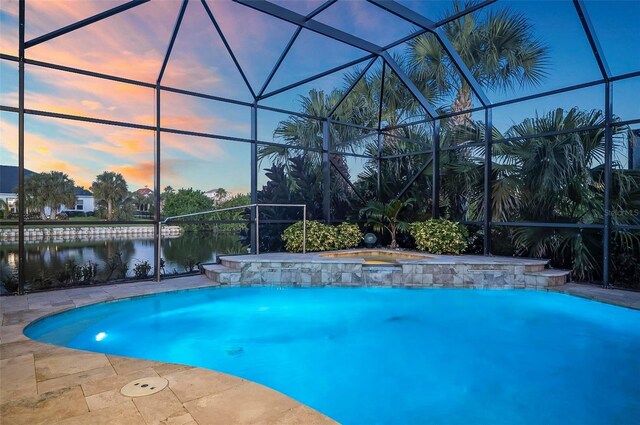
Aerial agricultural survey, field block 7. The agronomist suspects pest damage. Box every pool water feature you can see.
[25,287,640,425]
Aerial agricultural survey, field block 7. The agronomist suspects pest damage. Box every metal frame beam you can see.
[395,154,433,200]
[382,0,498,51]
[483,109,492,254]
[154,86,161,281]
[327,57,378,118]
[259,27,302,97]
[602,82,613,287]
[573,0,611,81]
[381,52,437,119]
[329,158,367,203]
[431,120,440,217]
[18,0,25,294]
[250,105,258,254]
[376,63,386,199]
[322,120,331,222]
[234,0,383,54]
[202,0,256,99]
[25,0,150,49]
[260,53,375,100]
[157,0,188,84]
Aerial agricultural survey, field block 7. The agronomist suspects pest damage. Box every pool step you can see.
[202,264,241,285]
[220,259,242,270]
[524,269,572,287]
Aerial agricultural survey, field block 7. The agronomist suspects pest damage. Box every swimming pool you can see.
[25,287,640,425]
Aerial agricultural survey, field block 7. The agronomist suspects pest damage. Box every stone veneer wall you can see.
[218,259,567,289]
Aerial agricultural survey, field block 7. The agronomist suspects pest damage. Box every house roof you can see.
[0,165,35,194]
[76,187,93,196]
[135,187,153,196]
[0,165,92,196]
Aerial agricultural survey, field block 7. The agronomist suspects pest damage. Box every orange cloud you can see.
[111,161,155,188]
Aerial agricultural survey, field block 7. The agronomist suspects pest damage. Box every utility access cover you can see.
[121,377,169,397]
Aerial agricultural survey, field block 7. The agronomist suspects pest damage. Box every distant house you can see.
[204,188,231,205]
[60,187,95,214]
[0,165,94,216]
[0,165,34,214]
[133,186,154,216]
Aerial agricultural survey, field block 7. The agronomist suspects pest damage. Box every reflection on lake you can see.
[0,231,247,292]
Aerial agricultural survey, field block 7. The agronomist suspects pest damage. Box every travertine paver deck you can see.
[0,276,337,425]
[551,283,640,310]
[1,275,638,425]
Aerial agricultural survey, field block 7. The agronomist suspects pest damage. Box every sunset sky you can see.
[1,0,638,194]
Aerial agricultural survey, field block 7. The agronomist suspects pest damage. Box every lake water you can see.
[0,231,246,292]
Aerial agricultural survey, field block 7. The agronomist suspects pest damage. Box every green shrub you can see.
[282,221,363,252]
[335,223,363,249]
[410,219,469,254]
[133,260,152,279]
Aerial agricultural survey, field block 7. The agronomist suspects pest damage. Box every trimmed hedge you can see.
[410,219,468,254]
[282,221,363,252]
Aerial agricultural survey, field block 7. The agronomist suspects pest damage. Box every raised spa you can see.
[318,249,431,264]
[25,287,640,425]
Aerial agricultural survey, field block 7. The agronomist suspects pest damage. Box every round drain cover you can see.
[121,377,168,397]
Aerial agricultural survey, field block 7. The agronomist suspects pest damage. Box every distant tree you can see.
[0,199,8,219]
[161,188,213,223]
[91,172,129,220]
[212,187,228,205]
[162,186,175,198]
[22,171,77,220]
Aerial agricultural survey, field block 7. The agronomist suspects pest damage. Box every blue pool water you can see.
[25,287,640,425]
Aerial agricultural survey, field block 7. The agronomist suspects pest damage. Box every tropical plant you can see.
[491,108,640,280]
[408,0,549,126]
[22,171,77,220]
[133,260,152,279]
[282,221,362,253]
[91,172,129,221]
[182,256,198,273]
[410,219,469,254]
[360,198,415,249]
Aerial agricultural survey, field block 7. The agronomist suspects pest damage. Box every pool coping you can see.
[2,276,639,425]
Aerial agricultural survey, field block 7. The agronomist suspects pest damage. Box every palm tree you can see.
[48,172,77,215]
[360,198,415,249]
[491,108,640,280]
[22,171,77,219]
[91,172,129,221]
[213,188,228,205]
[0,199,8,219]
[408,0,549,126]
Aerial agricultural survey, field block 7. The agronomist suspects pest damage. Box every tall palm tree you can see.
[91,172,129,221]
[23,173,48,219]
[408,0,549,126]
[47,172,77,215]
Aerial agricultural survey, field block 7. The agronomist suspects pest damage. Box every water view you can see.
[0,231,246,293]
